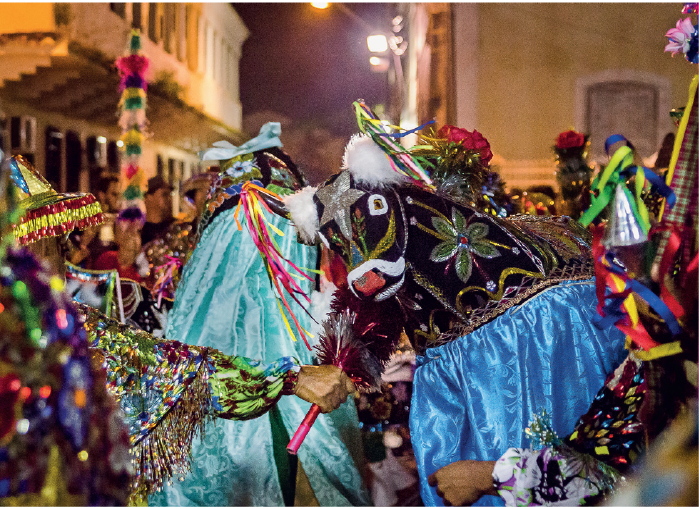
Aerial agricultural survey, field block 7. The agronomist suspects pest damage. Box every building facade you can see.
[0,2,247,209]
[404,3,696,193]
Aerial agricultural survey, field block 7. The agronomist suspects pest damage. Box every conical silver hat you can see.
[602,184,647,249]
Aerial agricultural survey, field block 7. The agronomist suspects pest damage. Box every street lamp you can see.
[367,34,388,53]
[310,3,407,125]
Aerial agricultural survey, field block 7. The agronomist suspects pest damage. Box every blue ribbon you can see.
[593,294,629,330]
[601,134,676,210]
[604,134,634,155]
[619,165,676,209]
[599,252,682,337]
[378,119,435,138]
[200,122,283,161]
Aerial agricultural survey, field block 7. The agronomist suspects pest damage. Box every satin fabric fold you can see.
[149,208,370,506]
[410,280,626,507]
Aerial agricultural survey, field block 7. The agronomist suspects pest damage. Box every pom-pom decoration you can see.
[287,310,382,454]
[116,29,149,210]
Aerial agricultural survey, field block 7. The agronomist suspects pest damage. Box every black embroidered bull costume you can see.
[288,166,594,358]
[273,114,625,506]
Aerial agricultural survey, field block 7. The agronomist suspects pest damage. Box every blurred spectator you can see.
[95,173,121,213]
[66,224,113,269]
[180,169,218,224]
[653,132,676,171]
[94,208,149,283]
[141,176,174,244]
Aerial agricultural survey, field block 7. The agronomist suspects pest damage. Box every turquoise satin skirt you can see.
[149,209,370,506]
[409,280,626,506]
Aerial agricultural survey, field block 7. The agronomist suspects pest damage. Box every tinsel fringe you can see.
[129,352,215,499]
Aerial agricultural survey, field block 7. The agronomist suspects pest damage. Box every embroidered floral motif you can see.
[429,207,501,283]
[225,159,256,179]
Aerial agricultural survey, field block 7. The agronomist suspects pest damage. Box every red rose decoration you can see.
[555,130,585,150]
[437,125,493,165]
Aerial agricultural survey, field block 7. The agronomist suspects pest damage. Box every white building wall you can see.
[67,2,248,130]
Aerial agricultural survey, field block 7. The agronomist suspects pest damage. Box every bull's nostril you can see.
[353,270,386,296]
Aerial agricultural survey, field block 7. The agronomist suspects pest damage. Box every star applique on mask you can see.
[316,171,366,239]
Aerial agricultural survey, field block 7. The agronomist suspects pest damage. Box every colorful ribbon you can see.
[233,181,314,349]
[592,229,684,357]
[152,256,183,307]
[353,101,435,189]
[581,135,678,233]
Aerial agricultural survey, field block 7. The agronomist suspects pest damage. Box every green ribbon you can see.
[579,145,650,234]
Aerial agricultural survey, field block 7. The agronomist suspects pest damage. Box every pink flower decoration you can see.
[125,164,140,179]
[115,54,150,77]
[665,17,695,56]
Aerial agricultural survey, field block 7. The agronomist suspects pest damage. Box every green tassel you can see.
[130,34,141,52]
[123,184,142,201]
[126,145,142,156]
[124,97,143,110]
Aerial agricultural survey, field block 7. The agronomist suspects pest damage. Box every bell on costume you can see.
[602,184,647,249]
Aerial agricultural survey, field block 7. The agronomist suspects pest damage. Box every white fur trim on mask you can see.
[309,283,338,341]
[342,134,408,188]
[282,186,319,244]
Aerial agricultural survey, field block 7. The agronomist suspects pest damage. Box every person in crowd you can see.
[141,176,175,245]
[94,208,149,283]
[180,169,219,225]
[149,125,371,507]
[66,224,104,268]
[95,173,121,213]
[0,157,360,504]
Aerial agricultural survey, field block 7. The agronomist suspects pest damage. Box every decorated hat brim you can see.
[13,191,104,245]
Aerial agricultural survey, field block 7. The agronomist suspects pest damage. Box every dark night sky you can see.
[231,3,392,140]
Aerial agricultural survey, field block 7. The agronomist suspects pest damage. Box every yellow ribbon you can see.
[659,74,698,220]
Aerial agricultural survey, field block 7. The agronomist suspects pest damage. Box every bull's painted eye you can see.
[368,194,388,216]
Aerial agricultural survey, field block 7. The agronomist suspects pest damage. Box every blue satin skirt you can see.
[409,280,626,506]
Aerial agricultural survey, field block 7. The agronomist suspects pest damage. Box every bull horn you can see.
[260,192,291,220]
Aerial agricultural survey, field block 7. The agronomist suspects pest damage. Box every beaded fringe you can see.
[128,352,215,503]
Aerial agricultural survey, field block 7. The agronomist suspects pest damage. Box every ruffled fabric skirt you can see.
[410,280,626,507]
[149,209,370,506]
